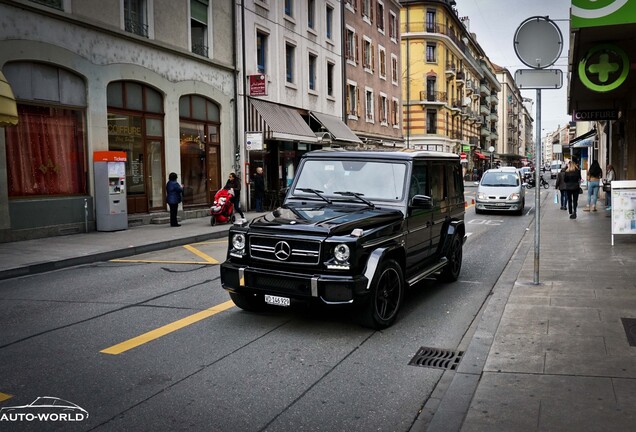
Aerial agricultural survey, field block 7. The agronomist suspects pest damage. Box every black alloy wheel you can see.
[358,259,404,329]
[438,235,463,282]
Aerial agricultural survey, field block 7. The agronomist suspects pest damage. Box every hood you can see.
[248,203,404,235]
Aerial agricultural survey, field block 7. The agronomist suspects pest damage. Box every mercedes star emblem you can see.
[274,241,292,261]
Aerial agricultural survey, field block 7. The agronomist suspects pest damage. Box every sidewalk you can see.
[0,211,265,281]
[422,191,636,431]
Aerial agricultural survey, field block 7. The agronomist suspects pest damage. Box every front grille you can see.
[249,234,321,265]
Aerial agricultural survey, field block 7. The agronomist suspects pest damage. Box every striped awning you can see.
[0,71,18,126]
[248,98,317,143]
[310,111,362,144]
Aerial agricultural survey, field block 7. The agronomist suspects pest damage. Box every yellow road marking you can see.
[182,244,219,264]
[110,259,217,265]
[0,392,13,402]
[191,240,227,246]
[100,300,235,355]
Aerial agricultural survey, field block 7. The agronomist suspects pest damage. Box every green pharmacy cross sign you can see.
[578,43,629,92]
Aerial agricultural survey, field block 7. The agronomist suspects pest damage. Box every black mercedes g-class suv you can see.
[220,150,466,329]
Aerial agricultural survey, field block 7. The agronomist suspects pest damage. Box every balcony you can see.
[480,105,490,116]
[480,83,489,96]
[449,99,461,113]
[465,80,474,95]
[419,91,448,105]
[456,70,465,85]
[446,62,456,78]
[480,126,490,137]
[490,92,499,105]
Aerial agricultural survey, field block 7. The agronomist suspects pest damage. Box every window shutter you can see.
[355,34,359,64]
[371,44,375,71]
[346,86,351,114]
[370,0,374,23]
[356,87,360,117]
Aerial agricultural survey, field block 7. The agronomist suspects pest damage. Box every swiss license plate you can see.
[265,294,291,307]
[495,202,506,206]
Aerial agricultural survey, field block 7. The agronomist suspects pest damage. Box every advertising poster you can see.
[611,181,636,244]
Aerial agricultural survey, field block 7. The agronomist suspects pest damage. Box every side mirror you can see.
[410,194,433,209]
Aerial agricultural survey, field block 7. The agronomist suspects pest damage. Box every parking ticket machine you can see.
[94,151,128,231]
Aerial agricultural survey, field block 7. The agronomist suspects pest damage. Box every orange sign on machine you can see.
[93,151,127,162]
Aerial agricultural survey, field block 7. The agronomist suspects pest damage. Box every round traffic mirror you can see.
[513,16,563,69]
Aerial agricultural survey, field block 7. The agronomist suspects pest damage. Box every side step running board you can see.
[407,257,448,286]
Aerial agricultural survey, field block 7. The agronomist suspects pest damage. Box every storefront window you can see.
[179,95,221,206]
[107,81,164,213]
[6,105,87,197]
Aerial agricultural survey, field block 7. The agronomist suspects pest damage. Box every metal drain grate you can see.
[621,318,636,347]
[408,347,463,370]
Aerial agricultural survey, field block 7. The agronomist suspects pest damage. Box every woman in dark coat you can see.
[563,161,582,219]
[166,172,183,227]
[224,172,245,220]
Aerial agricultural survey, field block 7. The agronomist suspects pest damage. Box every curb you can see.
[0,230,229,281]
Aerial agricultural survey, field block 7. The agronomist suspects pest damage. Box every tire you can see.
[210,216,216,226]
[516,199,525,216]
[358,259,404,330]
[475,207,483,214]
[542,182,549,189]
[438,235,463,282]
[229,291,267,312]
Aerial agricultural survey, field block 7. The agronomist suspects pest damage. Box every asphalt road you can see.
[0,189,540,432]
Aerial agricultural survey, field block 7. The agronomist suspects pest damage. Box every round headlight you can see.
[334,244,350,262]
[232,233,246,251]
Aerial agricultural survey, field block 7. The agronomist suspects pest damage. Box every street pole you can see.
[534,89,541,284]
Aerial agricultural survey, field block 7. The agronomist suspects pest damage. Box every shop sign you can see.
[578,43,629,92]
[573,109,618,121]
[571,0,636,29]
[245,132,263,151]
[249,74,267,96]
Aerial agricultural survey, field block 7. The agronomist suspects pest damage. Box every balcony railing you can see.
[419,90,448,103]
[125,17,149,38]
[402,22,467,52]
[192,43,209,57]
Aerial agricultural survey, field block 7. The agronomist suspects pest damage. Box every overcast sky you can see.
[456,0,572,138]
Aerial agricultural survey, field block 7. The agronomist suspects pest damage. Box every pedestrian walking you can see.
[554,166,567,210]
[225,172,245,221]
[604,164,616,210]
[583,160,603,212]
[166,172,183,227]
[253,166,265,212]
[564,160,582,219]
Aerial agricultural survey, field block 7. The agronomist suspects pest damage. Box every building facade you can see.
[0,0,236,241]
[400,0,500,178]
[342,0,404,148]
[494,65,526,167]
[238,0,359,208]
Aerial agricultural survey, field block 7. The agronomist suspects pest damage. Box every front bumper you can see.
[475,200,523,211]
[220,262,369,305]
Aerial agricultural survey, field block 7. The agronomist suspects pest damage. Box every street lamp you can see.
[488,145,495,169]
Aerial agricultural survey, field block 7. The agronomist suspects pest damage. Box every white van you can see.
[550,161,562,179]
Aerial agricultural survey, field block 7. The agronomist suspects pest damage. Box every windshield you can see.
[481,172,519,187]
[292,159,407,202]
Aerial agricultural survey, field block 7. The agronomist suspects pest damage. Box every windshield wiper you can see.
[334,191,375,209]
[297,188,332,204]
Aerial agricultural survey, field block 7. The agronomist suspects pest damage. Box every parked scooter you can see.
[525,173,549,189]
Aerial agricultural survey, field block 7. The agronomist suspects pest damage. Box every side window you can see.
[430,162,446,202]
[446,162,461,199]
[409,161,427,200]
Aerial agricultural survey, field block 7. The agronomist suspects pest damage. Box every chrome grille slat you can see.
[249,234,321,265]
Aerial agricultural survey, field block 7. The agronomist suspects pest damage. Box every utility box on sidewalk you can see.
[94,151,128,232]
